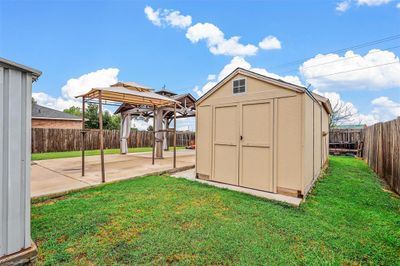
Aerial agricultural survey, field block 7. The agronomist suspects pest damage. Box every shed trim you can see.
[196,68,305,105]
[196,68,332,115]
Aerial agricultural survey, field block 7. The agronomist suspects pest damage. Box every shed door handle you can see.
[240,135,243,140]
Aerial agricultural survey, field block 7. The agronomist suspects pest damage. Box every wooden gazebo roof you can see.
[77,86,177,106]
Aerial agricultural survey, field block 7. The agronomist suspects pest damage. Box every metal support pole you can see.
[173,103,177,168]
[152,105,156,165]
[99,91,105,183]
[81,96,85,176]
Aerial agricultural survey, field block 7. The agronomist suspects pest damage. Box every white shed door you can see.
[239,101,273,191]
[212,105,239,185]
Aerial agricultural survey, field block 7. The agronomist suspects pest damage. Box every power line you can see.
[307,61,400,79]
[279,44,400,75]
[268,33,400,71]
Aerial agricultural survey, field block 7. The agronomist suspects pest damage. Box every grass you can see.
[31,147,185,161]
[31,156,400,265]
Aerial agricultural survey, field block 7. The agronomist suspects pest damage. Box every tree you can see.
[63,106,81,116]
[330,100,357,128]
[83,103,121,130]
[85,103,99,129]
[32,97,37,105]
[103,110,121,130]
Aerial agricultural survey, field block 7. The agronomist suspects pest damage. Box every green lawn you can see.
[31,157,400,265]
[31,147,185,161]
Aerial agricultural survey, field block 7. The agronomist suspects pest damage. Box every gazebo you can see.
[76,82,179,183]
[115,87,196,158]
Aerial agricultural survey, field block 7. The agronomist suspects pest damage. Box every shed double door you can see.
[212,101,273,192]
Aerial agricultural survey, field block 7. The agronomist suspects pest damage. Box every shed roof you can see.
[311,92,333,114]
[32,104,82,121]
[0,57,42,81]
[77,86,178,106]
[196,67,332,114]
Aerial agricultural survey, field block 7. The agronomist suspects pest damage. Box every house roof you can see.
[32,104,82,121]
[171,93,197,106]
[156,89,178,97]
[196,67,332,114]
[0,57,42,81]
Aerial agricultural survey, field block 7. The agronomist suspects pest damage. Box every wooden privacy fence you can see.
[329,128,364,155]
[363,118,400,194]
[31,128,195,153]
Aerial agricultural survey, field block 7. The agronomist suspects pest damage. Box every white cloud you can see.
[207,74,216,81]
[314,90,379,125]
[61,68,119,100]
[314,90,400,124]
[32,92,79,111]
[144,6,161,26]
[33,68,120,111]
[356,0,392,6]
[144,6,192,29]
[259,36,282,50]
[336,1,351,11]
[194,56,303,97]
[165,10,192,29]
[132,119,151,131]
[371,96,400,120]
[144,6,285,57]
[300,49,400,91]
[397,2,400,8]
[335,0,394,11]
[186,23,258,57]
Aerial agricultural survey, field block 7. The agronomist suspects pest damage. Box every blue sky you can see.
[1,0,399,128]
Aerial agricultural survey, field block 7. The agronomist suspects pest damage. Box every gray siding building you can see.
[0,58,41,264]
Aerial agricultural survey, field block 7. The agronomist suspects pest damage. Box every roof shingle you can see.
[32,104,82,120]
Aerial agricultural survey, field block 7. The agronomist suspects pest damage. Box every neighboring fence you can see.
[329,128,364,155]
[31,128,195,153]
[363,118,400,194]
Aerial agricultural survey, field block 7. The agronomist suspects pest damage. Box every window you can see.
[233,79,246,94]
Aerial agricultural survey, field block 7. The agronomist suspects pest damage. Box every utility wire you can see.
[279,44,400,75]
[268,34,400,71]
[306,61,399,79]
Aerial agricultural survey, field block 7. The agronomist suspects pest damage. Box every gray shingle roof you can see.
[32,104,82,120]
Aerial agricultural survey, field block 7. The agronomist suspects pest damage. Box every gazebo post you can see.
[152,105,156,165]
[173,103,177,168]
[81,96,85,176]
[99,90,105,183]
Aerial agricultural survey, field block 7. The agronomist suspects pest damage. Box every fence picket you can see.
[31,128,195,153]
[363,118,400,194]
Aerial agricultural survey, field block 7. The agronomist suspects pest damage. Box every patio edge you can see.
[31,164,195,201]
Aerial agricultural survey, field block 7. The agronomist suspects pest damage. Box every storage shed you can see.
[196,68,332,198]
[0,58,41,264]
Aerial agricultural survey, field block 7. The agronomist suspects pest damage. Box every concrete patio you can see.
[32,148,300,206]
[31,149,195,198]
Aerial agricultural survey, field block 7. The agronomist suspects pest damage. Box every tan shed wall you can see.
[195,106,212,178]
[303,94,314,190]
[196,72,330,197]
[32,119,82,129]
[313,102,322,179]
[276,95,302,191]
[321,109,329,164]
